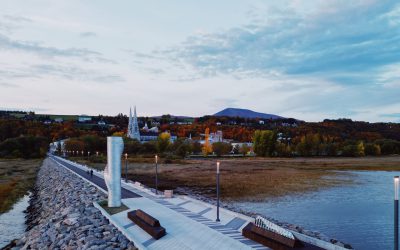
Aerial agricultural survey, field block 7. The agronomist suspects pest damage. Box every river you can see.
[233,171,399,250]
[0,194,30,248]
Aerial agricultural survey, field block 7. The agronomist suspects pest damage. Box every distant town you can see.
[1,107,400,159]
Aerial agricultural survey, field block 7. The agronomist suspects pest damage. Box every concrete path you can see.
[50,156,140,198]
[49,155,342,250]
[49,155,268,250]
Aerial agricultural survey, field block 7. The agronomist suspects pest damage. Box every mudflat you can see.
[0,159,42,213]
[83,156,400,201]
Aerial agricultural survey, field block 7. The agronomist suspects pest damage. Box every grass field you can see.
[75,156,400,201]
[0,159,42,213]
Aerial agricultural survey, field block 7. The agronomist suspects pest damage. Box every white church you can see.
[127,107,176,142]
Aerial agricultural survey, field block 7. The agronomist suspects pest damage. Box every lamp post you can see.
[125,153,128,181]
[216,161,220,222]
[155,155,158,195]
[96,151,99,157]
[81,150,84,157]
[87,151,90,160]
[395,176,399,250]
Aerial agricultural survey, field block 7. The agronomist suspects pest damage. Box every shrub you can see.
[364,143,381,156]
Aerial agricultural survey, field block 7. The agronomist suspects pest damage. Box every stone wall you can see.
[13,158,136,250]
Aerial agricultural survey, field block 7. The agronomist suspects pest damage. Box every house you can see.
[259,120,265,125]
[98,120,106,126]
[139,131,177,143]
[55,118,63,123]
[49,139,69,155]
[210,131,223,143]
[78,115,92,122]
[140,131,159,142]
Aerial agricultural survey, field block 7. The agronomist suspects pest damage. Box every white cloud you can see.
[0,0,399,122]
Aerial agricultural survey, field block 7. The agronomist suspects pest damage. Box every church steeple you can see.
[127,106,140,141]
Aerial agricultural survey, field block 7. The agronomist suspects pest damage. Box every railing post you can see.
[395,176,399,250]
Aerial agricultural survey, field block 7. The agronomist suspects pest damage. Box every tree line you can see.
[253,130,400,157]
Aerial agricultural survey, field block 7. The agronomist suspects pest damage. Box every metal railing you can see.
[254,216,295,240]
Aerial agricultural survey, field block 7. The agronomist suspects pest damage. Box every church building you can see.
[127,107,177,143]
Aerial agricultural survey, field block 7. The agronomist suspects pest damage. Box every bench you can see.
[127,209,166,239]
[242,222,305,250]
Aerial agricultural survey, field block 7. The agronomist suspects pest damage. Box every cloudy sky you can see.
[1,0,399,122]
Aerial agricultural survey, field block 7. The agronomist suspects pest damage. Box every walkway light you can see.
[216,161,220,222]
[395,176,399,250]
[125,153,128,181]
[155,155,158,195]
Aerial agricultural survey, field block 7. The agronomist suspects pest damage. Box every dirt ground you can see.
[0,158,42,213]
[81,156,400,201]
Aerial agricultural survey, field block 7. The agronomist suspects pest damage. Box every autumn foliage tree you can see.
[202,128,212,156]
[212,142,231,156]
[157,132,171,153]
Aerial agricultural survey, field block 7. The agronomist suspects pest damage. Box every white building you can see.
[78,115,92,122]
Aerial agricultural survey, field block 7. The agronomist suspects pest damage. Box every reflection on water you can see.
[233,171,399,250]
[0,194,29,248]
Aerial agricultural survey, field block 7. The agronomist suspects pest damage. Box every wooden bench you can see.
[242,222,304,250]
[127,209,166,239]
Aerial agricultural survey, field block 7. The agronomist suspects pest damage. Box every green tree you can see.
[253,130,276,157]
[364,143,381,156]
[0,136,48,158]
[342,141,365,157]
[141,141,157,154]
[325,143,339,156]
[124,138,143,155]
[276,142,292,157]
[191,141,202,154]
[169,139,192,158]
[295,133,321,156]
[375,139,400,155]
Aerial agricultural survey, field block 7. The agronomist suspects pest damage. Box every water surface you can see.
[0,194,29,248]
[233,171,398,250]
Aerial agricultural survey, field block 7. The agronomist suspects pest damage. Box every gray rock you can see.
[16,158,134,250]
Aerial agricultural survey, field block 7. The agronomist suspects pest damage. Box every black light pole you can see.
[216,161,220,222]
[87,151,90,160]
[155,155,158,195]
[395,176,399,250]
[81,150,84,158]
[125,153,128,181]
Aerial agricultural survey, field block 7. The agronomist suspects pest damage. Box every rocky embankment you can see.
[9,158,136,250]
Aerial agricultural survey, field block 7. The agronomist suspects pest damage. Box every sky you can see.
[0,0,399,122]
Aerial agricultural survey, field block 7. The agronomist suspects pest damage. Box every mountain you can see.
[213,108,284,119]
